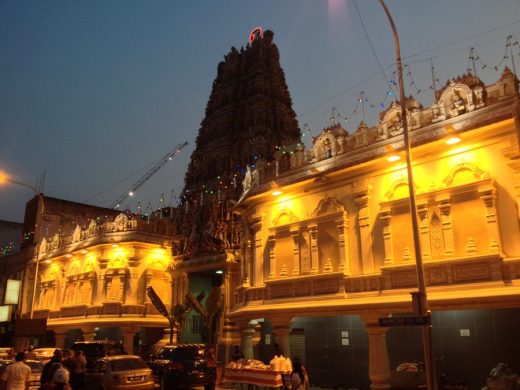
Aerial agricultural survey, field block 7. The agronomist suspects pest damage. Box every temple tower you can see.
[177,29,301,256]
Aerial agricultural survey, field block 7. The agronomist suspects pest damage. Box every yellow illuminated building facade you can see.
[15,204,179,355]
[228,69,520,388]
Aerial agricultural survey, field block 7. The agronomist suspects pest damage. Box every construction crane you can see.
[111,141,188,209]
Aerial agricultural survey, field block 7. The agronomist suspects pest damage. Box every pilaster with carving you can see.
[308,223,319,274]
[380,207,393,265]
[417,202,431,260]
[438,196,455,256]
[290,227,301,276]
[336,212,351,275]
[479,185,502,253]
[355,194,375,272]
[252,216,263,286]
[509,160,520,220]
[268,235,276,279]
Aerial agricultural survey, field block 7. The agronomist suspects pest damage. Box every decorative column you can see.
[417,201,431,260]
[361,313,391,390]
[308,223,319,274]
[290,227,301,276]
[251,216,263,286]
[95,271,106,307]
[336,212,351,275]
[271,319,292,358]
[54,328,68,349]
[121,326,139,355]
[127,269,139,305]
[240,322,256,360]
[268,235,276,279]
[380,207,393,266]
[219,266,241,361]
[479,185,502,253]
[507,158,520,220]
[244,238,253,286]
[355,193,375,272]
[437,196,454,256]
[80,325,97,341]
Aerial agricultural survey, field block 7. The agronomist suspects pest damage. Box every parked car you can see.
[72,340,125,370]
[88,355,154,390]
[32,348,70,364]
[0,347,14,359]
[24,359,43,390]
[0,359,13,376]
[148,344,216,390]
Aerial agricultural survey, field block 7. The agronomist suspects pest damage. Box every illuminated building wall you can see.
[229,69,520,388]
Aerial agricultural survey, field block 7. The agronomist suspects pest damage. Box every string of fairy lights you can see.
[306,33,520,137]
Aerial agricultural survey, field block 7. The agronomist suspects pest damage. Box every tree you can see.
[184,286,224,345]
[146,286,190,344]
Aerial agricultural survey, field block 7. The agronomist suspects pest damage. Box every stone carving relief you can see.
[311,197,345,218]
[39,238,47,255]
[88,219,97,237]
[442,160,489,187]
[383,175,417,201]
[114,214,128,232]
[72,225,82,243]
[438,83,475,119]
[271,207,298,227]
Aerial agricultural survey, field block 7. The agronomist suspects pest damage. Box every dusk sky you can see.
[1,1,520,223]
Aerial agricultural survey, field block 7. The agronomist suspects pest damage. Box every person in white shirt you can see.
[0,352,31,390]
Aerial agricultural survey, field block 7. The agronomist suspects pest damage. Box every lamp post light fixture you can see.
[378,2,436,389]
[0,172,45,320]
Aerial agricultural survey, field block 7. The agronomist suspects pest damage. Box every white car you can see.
[24,359,43,390]
[33,348,63,364]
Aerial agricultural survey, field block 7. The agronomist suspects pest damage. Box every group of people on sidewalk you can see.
[39,349,87,390]
[0,348,86,390]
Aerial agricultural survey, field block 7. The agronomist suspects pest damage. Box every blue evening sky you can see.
[1,0,520,222]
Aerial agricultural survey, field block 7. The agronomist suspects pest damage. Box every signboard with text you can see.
[379,315,431,327]
[4,279,21,305]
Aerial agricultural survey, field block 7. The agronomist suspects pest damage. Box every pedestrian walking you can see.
[290,359,309,390]
[40,350,64,387]
[0,351,32,390]
[69,351,86,390]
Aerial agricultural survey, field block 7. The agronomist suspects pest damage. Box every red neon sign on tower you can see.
[249,27,263,43]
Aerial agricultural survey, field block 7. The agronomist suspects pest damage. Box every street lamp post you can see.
[0,174,44,319]
[378,2,436,389]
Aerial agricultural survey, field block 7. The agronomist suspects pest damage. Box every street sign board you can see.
[379,315,431,327]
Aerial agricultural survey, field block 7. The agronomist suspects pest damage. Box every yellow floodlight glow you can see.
[0,172,7,184]
[387,154,401,162]
[272,190,283,196]
[444,124,461,145]
[145,248,169,271]
[446,136,461,145]
[384,144,401,163]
